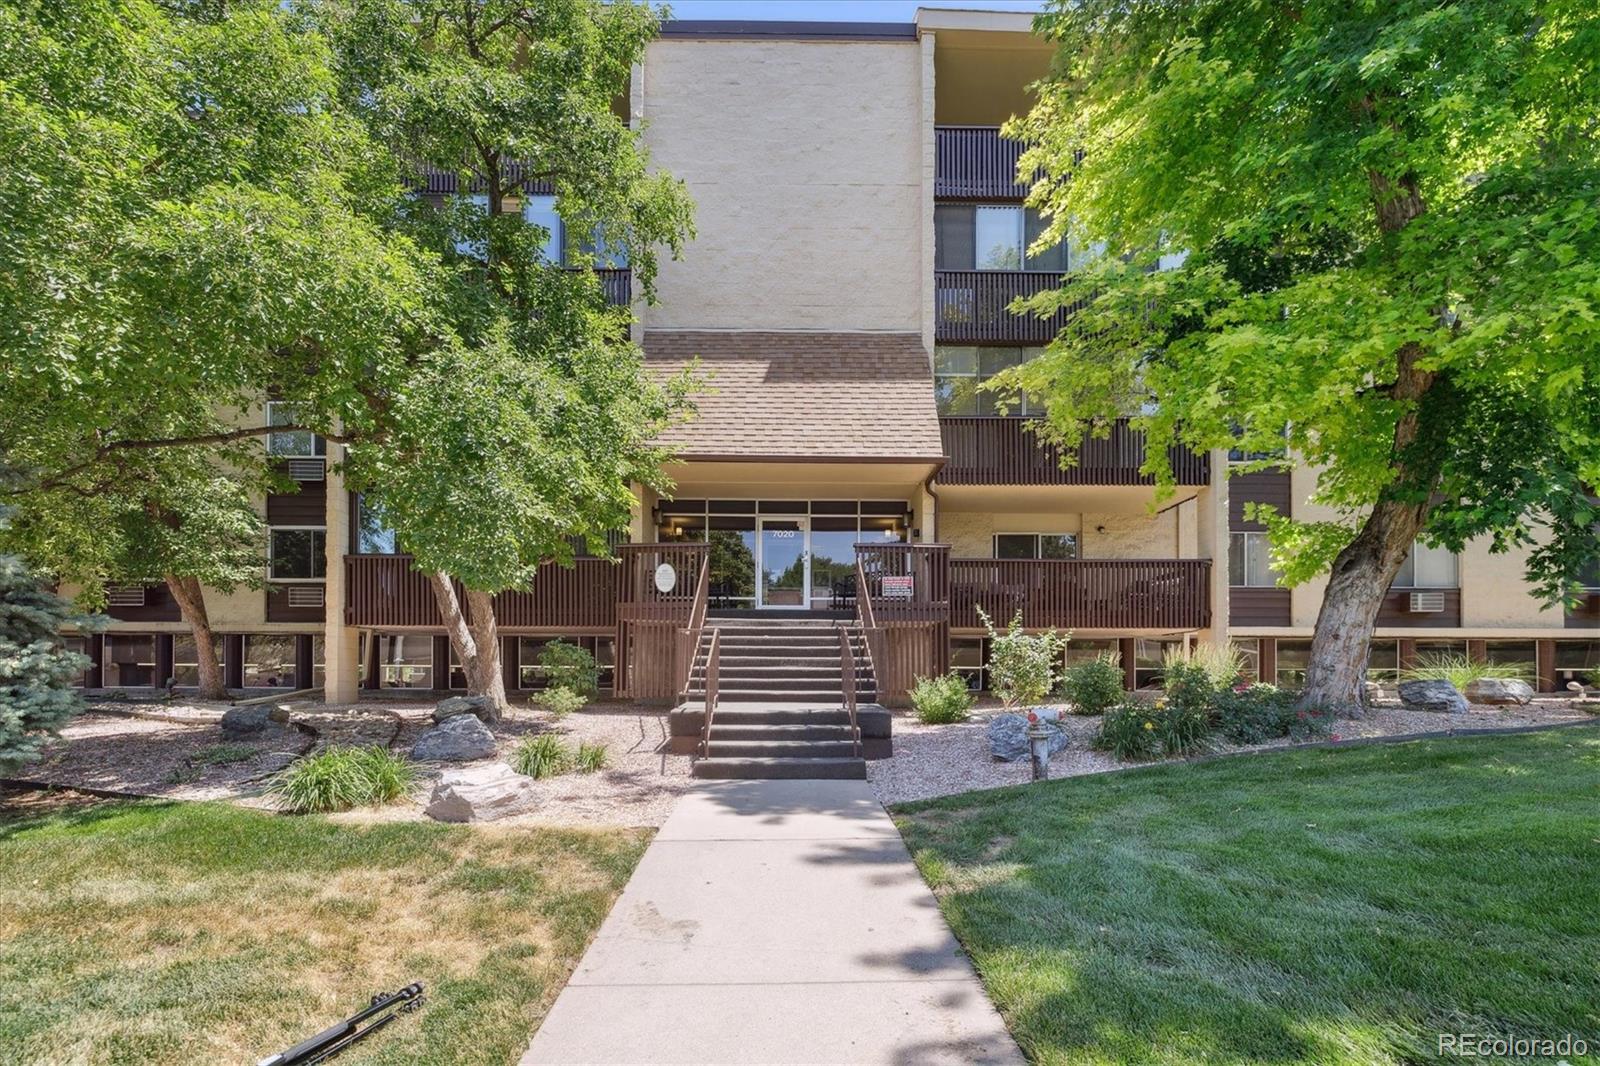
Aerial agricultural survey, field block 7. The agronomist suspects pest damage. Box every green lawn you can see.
[0,790,648,1065]
[896,730,1600,1066]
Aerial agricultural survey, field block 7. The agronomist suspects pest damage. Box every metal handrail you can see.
[838,626,861,758]
[699,627,721,757]
[677,550,713,698]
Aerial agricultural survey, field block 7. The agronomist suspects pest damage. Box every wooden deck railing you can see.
[949,558,1211,631]
[935,270,1078,345]
[936,126,1035,199]
[838,626,861,756]
[614,543,710,701]
[939,417,1212,487]
[344,555,618,629]
[593,268,631,307]
[699,627,721,755]
[853,544,951,706]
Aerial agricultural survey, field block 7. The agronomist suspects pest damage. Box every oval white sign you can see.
[654,562,677,594]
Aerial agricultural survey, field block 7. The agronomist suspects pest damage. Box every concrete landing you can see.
[521,780,1022,1065]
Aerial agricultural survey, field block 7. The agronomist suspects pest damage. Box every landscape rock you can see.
[220,705,272,736]
[432,695,495,724]
[410,714,497,762]
[267,703,294,724]
[987,712,1069,762]
[1463,677,1534,705]
[1397,679,1469,715]
[424,762,539,823]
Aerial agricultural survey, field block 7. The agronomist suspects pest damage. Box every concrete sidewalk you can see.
[522,779,1022,1065]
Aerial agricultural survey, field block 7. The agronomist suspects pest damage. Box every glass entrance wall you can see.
[655,499,911,609]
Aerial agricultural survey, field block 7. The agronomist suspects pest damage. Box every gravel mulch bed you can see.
[868,696,1596,807]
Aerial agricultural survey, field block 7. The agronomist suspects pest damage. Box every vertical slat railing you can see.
[614,542,710,701]
[934,270,1076,344]
[852,544,952,705]
[937,418,1211,487]
[948,559,1211,631]
[935,126,1033,199]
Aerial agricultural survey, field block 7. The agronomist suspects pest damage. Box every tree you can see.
[0,553,93,773]
[314,0,695,715]
[0,0,430,697]
[1003,0,1600,713]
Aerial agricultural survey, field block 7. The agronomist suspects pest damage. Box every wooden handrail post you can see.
[838,625,860,757]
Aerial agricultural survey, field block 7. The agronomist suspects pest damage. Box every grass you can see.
[270,746,416,814]
[0,790,648,1065]
[510,735,572,779]
[1400,651,1534,690]
[574,742,608,773]
[896,729,1600,1066]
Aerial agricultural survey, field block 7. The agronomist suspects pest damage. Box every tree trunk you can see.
[426,572,508,719]
[164,574,227,700]
[1300,342,1438,716]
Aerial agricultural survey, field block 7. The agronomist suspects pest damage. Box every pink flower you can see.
[1331,733,1343,742]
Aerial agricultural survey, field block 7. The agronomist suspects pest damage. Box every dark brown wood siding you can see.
[104,582,182,622]
[1229,587,1291,627]
[266,479,327,526]
[1566,591,1600,628]
[939,417,1210,487]
[1229,470,1291,531]
[265,583,326,623]
[1376,588,1463,627]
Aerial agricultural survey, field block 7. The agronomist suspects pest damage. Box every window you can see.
[1578,555,1600,589]
[243,635,296,689]
[62,636,89,687]
[1231,638,1261,684]
[1275,639,1312,689]
[356,496,398,555]
[376,633,432,689]
[104,634,156,688]
[573,221,630,269]
[172,634,222,688]
[266,402,324,458]
[934,204,1068,272]
[517,637,551,689]
[1228,532,1280,587]
[933,346,1046,416]
[994,533,1077,560]
[1394,542,1458,588]
[1064,638,1118,670]
[455,192,489,258]
[952,638,986,692]
[522,194,564,264]
[1367,639,1399,683]
[270,528,325,581]
[1555,640,1600,685]
[1133,639,1178,688]
[311,635,326,690]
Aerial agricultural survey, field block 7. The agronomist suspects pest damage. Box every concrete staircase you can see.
[685,618,880,780]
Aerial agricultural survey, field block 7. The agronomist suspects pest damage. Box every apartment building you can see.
[72,11,1600,708]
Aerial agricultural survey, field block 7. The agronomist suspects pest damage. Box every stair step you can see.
[705,740,859,759]
[710,708,853,726]
[707,723,857,741]
[692,757,867,780]
[689,677,866,694]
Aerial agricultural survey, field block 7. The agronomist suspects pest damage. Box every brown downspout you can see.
[923,463,943,543]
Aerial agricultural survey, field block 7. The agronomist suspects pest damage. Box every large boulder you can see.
[410,713,497,762]
[220,704,272,736]
[1464,677,1535,706]
[987,712,1069,763]
[425,763,539,823]
[1397,679,1469,715]
[432,695,495,724]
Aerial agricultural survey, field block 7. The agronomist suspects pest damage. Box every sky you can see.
[660,0,1048,22]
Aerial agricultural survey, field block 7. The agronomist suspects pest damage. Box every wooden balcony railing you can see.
[950,559,1212,631]
[939,417,1211,486]
[935,270,1080,344]
[344,555,618,630]
[592,268,631,307]
[936,126,1035,199]
[853,543,951,706]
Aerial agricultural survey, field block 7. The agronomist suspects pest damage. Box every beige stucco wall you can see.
[942,507,1195,559]
[1081,510,1180,559]
[640,38,924,331]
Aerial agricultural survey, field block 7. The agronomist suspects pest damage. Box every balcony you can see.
[345,555,618,630]
[950,558,1212,631]
[593,268,632,307]
[935,270,1078,344]
[936,126,1034,200]
[939,417,1211,487]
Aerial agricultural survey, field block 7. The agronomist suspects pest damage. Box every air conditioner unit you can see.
[286,585,326,608]
[1408,590,1446,613]
[286,458,326,482]
[106,585,146,608]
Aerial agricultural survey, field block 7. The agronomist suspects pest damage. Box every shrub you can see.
[511,734,572,779]
[537,640,599,698]
[535,685,588,718]
[1400,653,1531,692]
[1092,702,1162,761]
[189,743,258,766]
[1213,684,1299,744]
[270,746,415,814]
[977,608,1065,709]
[1059,654,1124,716]
[575,742,609,773]
[0,555,93,774]
[910,672,975,724]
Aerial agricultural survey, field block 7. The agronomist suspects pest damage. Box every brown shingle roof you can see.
[644,331,945,462]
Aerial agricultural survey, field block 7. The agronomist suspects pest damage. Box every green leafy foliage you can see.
[269,746,415,814]
[538,640,599,699]
[910,672,975,724]
[977,608,1065,710]
[575,742,609,773]
[1400,653,1533,692]
[511,734,573,779]
[0,554,93,773]
[1059,653,1124,716]
[1092,702,1163,761]
[535,686,587,718]
[1214,685,1333,745]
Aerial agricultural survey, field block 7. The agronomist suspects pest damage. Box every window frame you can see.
[993,532,1079,560]
[265,401,325,458]
[1393,541,1460,589]
[1228,531,1280,588]
[268,526,327,583]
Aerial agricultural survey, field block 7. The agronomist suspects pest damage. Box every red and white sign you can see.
[882,576,914,601]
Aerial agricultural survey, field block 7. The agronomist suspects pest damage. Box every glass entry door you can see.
[757,518,808,607]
